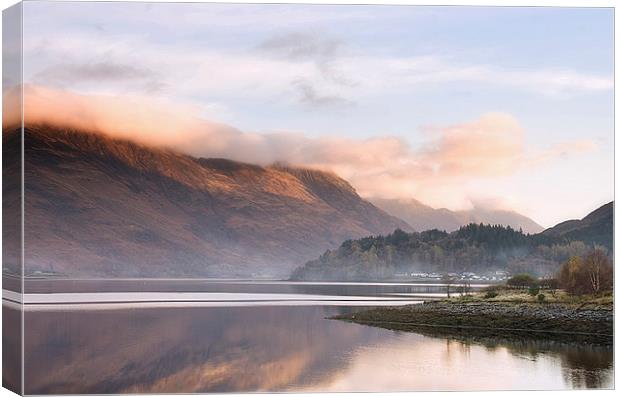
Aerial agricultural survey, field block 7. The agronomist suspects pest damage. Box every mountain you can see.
[291,203,613,281]
[543,202,613,249]
[370,198,544,234]
[8,125,411,278]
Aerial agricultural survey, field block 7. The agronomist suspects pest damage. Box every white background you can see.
[0,1,616,397]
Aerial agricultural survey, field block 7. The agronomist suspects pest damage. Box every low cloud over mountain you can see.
[4,85,597,219]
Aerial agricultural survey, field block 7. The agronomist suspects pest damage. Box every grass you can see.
[445,287,613,308]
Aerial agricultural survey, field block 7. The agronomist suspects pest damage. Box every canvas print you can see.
[1,1,614,394]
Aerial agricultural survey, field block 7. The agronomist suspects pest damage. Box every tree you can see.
[582,249,613,294]
[557,250,613,295]
[558,255,582,294]
[441,273,455,298]
[462,279,472,296]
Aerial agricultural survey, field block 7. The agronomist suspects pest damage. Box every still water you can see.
[4,279,614,393]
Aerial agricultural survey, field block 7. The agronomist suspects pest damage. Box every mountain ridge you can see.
[370,197,544,234]
[543,201,613,249]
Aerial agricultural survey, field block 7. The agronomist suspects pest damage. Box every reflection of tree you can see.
[429,333,613,389]
[559,348,614,389]
[441,274,455,297]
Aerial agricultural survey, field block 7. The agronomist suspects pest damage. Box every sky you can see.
[18,1,614,227]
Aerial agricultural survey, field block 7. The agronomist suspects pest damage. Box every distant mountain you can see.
[543,202,613,249]
[8,125,411,278]
[370,198,544,234]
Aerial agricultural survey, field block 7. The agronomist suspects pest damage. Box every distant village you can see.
[395,270,511,282]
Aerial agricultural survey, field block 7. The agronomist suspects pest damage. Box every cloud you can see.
[420,113,525,177]
[6,86,597,215]
[257,31,353,86]
[4,85,241,154]
[33,62,166,94]
[293,79,353,108]
[258,31,343,63]
[345,56,613,98]
[257,31,357,107]
[35,62,152,84]
[527,139,598,166]
[22,27,612,115]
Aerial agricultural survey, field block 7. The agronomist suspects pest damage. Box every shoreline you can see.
[332,297,613,346]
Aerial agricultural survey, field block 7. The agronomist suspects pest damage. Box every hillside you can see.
[543,202,613,249]
[370,198,544,234]
[291,202,613,281]
[9,125,411,278]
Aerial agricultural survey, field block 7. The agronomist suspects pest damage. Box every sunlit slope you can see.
[17,126,411,278]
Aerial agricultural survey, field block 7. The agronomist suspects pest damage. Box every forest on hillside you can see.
[290,224,612,281]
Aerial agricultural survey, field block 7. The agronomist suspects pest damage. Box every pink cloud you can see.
[3,86,597,213]
[421,112,525,177]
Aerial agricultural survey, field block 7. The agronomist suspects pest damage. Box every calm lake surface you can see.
[3,279,614,393]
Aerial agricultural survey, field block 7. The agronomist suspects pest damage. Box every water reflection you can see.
[2,306,21,393]
[22,304,613,394]
[23,278,478,297]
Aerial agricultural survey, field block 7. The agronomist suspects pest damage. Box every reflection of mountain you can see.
[370,198,544,234]
[23,306,382,393]
[543,201,613,249]
[21,305,613,393]
[15,126,410,277]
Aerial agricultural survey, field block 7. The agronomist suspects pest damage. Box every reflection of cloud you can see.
[9,86,597,212]
[122,349,313,393]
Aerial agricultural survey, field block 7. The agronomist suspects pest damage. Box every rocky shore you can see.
[333,300,613,345]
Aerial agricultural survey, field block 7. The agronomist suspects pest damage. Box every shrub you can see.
[537,293,545,303]
[484,290,498,299]
[506,274,536,289]
[539,278,558,295]
[528,284,540,296]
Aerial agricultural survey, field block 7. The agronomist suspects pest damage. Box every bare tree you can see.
[441,273,455,298]
[463,280,472,296]
[583,249,611,294]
